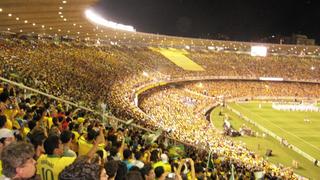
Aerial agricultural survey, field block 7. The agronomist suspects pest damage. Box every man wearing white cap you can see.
[153,153,171,173]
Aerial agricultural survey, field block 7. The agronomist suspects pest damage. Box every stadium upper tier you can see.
[1,38,319,119]
[0,0,320,56]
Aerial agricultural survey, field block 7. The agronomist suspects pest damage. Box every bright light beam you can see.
[85,9,136,32]
[251,46,267,57]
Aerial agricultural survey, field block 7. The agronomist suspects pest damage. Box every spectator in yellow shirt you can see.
[153,153,172,173]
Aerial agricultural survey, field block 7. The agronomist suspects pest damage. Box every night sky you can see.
[95,0,319,43]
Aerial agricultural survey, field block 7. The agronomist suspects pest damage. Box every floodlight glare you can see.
[85,8,136,32]
[251,46,267,57]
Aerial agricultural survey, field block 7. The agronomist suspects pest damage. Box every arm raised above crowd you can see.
[87,127,105,158]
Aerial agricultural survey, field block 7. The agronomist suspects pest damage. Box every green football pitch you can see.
[210,102,320,179]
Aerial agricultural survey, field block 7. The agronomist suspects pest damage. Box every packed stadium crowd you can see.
[0,82,299,180]
[139,86,217,142]
[1,36,320,179]
[181,81,320,99]
[187,51,320,80]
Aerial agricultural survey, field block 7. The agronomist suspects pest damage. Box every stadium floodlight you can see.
[208,46,214,50]
[251,46,267,57]
[259,77,283,81]
[311,66,315,70]
[85,8,136,32]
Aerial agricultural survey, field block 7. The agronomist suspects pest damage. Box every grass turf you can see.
[210,104,320,179]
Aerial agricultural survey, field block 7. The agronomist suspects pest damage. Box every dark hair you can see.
[104,160,119,178]
[129,166,140,172]
[27,120,37,131]
[36,107,45,117]
[0,88,9,103]
[1,142,35,178]
[140,164,153,180]
[60,130,73,144]
[52,117,59,126]
[87,129,99,141]
[110,146,118,156]
[150,150,159,162]
[59,156,101,180]
[194,163,204,173]
[44,135,60,155]
[125,171,143,180]
[154,166,164,178]
[9,88,15,97]
[96,150,104,160]
[33,114,42,122]
[0,115,7,128]
[68,122,75,131]
[115,161,127,180]
[123,149,132,160]
[29,130,46,149]
[74,123,80,130]
[134,151,142,160]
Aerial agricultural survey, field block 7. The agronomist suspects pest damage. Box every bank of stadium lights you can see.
[24,20,28,23]
[59,7,63,10]
[62,0,67,4]
[16,17,19,21]
[251,46,267,57]
[208,46,214,50]
[32,23,36,26]
[85,8,136,32]
[8,13,12,17]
